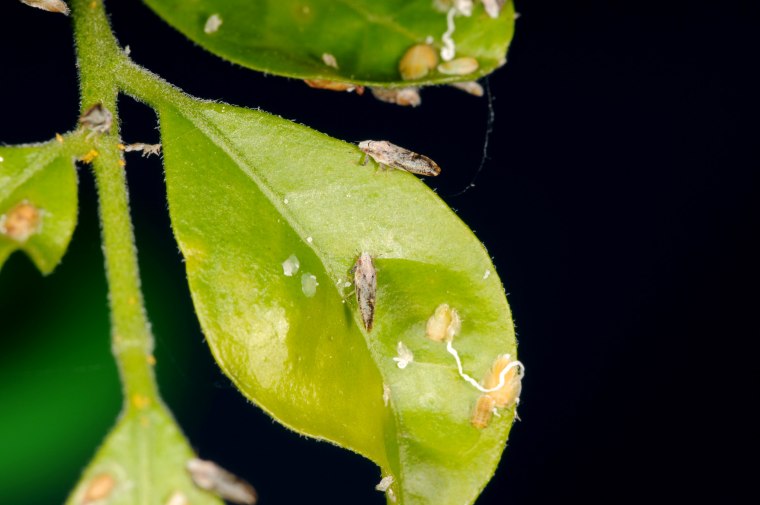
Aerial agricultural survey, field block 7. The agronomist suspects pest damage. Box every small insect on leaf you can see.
[358,140,441,177]
[438,57,479,76]
[449,80,484,97]
[370,87,421,107]
[80,473,115,505]
[79,103,113,135]
[481,0,508,18]
[375,474,397,503]
[204,13,222,34]
[393,341,414,369]
[322,52,339,69]
[471,394,496,429]
[352,252,377,331]
[425,303,462,342]
[304,79,364,95]
[0,200,41,243]
[186,458,257,505]
[399,44,438,81]
[123,143,162,157]
[483,354,524,409]
[19,0,70,16]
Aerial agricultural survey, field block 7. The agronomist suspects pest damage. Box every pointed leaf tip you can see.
[0,144,78,275]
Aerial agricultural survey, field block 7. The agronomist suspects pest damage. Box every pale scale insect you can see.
[322,52,339,69]
[399,43,438,81]
[351,251,377,331]
[438,56,479,76]
[186,458,257,505]
[204,14,223,34]
[304,79,365,94]
[370,86,421,107]
[358,140,441,177]
[80,472,115,504]
[449,80,484,97]
[0,200,42,243]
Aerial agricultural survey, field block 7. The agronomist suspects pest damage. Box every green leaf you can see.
[0,144,78,274]
[143,0,515,85]
[65,402,225,505]
[157,95,519,505]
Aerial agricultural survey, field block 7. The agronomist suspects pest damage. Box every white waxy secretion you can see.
[281,254,300,277]
[358,140,441,177]
[352,252,377,330]
[481,0,508,18]
[186,458,257,505]
[375,475,394,492]
[204,14,223,34]
[301,273,318,297]
[322,53,339,69]
[393,341,414,369]
[454,0,474,16]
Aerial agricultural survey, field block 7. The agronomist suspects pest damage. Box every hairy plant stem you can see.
[72,0,159,406]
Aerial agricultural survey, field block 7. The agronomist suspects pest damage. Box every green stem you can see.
[72,0,158,405]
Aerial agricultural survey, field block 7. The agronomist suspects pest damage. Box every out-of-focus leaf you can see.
[65,402,225,505]
[157,95,519,504]
[0,144,78,274]
[143,0,516,85]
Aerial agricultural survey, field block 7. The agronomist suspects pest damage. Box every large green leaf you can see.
[143,0,516,85]
[65,401,225,505]
[0,143,78,274]
[157,95,519,504]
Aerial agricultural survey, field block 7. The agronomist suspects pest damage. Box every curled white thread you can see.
[446,341,525,393]
[441,8,458,61]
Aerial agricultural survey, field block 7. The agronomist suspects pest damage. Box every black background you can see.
[0,1,757,504]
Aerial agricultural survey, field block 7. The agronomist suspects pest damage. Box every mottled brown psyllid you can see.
[351,252,377,331]
[358,140,441,177]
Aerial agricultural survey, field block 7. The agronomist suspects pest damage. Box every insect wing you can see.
[354,252,377,331]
